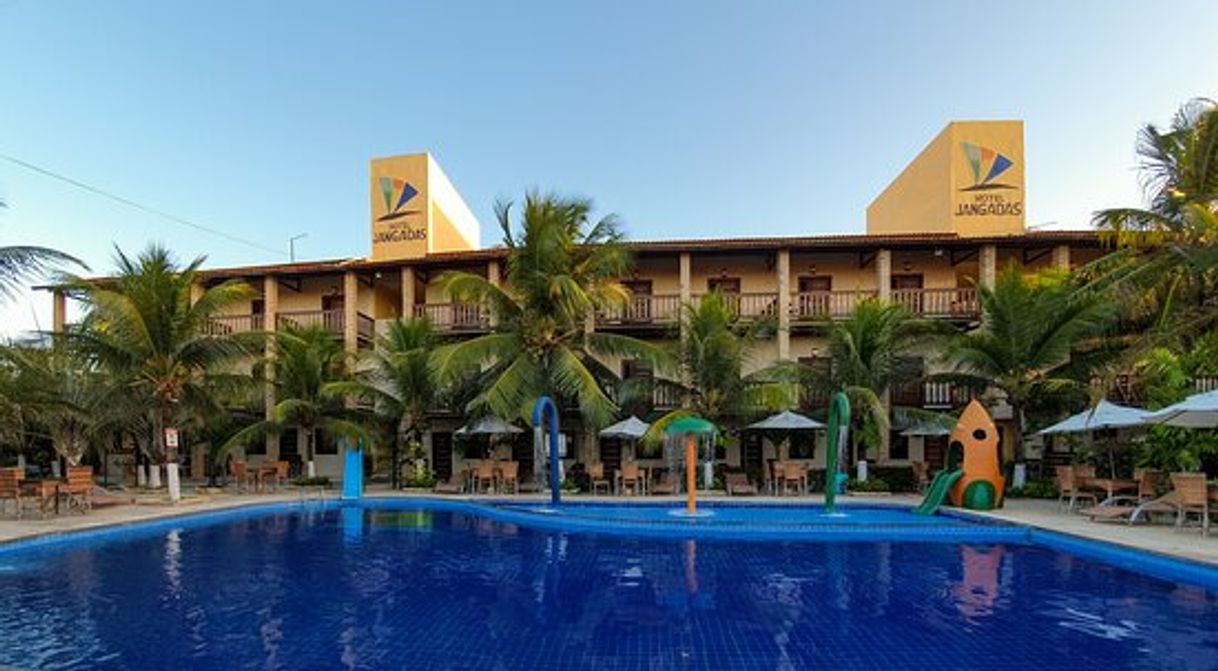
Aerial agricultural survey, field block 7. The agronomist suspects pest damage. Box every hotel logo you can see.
[377,177,420,222]
[958,142,1016,192]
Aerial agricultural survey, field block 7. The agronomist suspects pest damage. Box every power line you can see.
[0,152,287,257]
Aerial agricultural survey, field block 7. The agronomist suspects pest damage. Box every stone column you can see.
[263,276,280,460]
[400,266,416,319]
[488,260,501,328]
[343,271,359,354]
[776,249,791,360]
[876,249,892,301]
[678,252,692,305]
[980,245,997,289]
[189,282,204,305]
[487,260,501,287]
[1052,245,1070,271]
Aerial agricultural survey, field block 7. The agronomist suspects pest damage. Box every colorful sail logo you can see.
[959,142,1016,191]
[377,177,420,221]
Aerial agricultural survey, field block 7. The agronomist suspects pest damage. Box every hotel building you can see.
[47,121,1105,483]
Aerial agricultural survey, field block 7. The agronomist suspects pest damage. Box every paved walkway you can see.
[1,487,1214,567]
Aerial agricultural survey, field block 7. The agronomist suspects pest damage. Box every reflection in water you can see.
[952,545,1005,620]
[0,509,1215,670]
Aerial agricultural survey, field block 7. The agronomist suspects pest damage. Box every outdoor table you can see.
[1087,478,1138,501]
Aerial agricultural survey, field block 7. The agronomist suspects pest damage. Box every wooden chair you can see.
[1056,465,1097,512]
[911,461,930,493]
[619,462,642,495]
[1170,472,1211,535]
[587,463,612,495]
[0,467,25,518]
[499,461,519,494]
[725,472,758,496]
[62,465,94,513]
[473,460,496,494]
[230,460,250,492]
[782,462,806,496]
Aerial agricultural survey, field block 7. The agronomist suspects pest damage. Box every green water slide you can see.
[913,470,964,515]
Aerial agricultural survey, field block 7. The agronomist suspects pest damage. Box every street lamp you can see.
[289,233,308,262]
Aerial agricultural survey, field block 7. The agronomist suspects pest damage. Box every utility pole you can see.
[289,233,308,262]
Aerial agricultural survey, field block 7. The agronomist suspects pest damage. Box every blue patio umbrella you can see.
[1144,389,1218,429]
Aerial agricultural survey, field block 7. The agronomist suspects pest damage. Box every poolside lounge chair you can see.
[433,474,464,495]
[587,463,612,496]
[725,472,758,496]
[652,472,679,495]
[62,466,94,513]
[1082,491,1179,524]
[0,467,25,517]
[1171,472,1211,535]
[1056,465,1097,512]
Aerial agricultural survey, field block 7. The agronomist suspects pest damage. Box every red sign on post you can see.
[165,428,179,449]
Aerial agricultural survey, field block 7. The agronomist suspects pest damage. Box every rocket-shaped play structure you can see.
[915,399,1005,514]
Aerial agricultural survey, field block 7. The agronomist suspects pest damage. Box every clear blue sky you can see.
[1,1,1216,333]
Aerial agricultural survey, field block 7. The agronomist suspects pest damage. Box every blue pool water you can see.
[0,501,1216,670]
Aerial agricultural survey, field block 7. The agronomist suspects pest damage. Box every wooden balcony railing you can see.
[597,294,683,326]
[277,309,346,334]
[205,313,265,335]
[892,288,979,319]
[414,302,489,332]
[790,290,878,320]
[1195,377,1218,394]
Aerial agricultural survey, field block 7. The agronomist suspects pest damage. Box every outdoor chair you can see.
[499,461,520,494]
[1170,472,1211,535]
[651,472,679,495]
[433,473,465,495]
[912,461,930,493]
[0,467,25,518]
[619,462,643,496]
[62,466,94,513]
[587,463,612,496]
[1056,466,1097,512]
[473,461,496,494]
[1082,491,1179,524]
[782,462,806,496]
[725,472,758,496]
[230,460,251,492]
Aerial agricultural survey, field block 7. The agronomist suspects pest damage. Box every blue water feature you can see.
[0,501,1216,670]
[532,396,561,506]
[341,445,364,500]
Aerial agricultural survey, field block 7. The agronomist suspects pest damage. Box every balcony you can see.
[276,309,374,345]
[414,302,490,333]
[790,290,878,321]
[205,313,266,335]
[893,381,978,409]
[597,294,682,329]
[892,288,979,320]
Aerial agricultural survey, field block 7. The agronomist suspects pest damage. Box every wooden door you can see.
[622,280,653,322]
[890,274,923,314]
[797,276,832,317]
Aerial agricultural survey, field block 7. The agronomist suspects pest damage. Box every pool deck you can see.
[1,487,1215,566]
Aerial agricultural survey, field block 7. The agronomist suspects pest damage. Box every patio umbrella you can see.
[1144,389,1218,428]
[746,410,823,462]
[455,416,524,436]
[599,415,651,466]
[599,416,650,440]
[1037,400,1152,478]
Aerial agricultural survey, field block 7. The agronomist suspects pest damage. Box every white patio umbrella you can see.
[747,411,823,464]
[1144,389,1218,428]
[1037,400,1152,478]
[1037,400,1152,435]
[455,416,524,436]
[599,416,651,440]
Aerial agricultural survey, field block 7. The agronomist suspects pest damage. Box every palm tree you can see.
[1091,98,1218,342]
[68,245,253,472]
[0,246,86,301]
[772,298,940,462]
[941,267,1116,463]
[325,317,445,487]
[434,192,667,427]
[225,324,370,477]
[634,292,790,440]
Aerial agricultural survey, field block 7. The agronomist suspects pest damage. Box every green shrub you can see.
[294,476,332,488]
[869,466,917,493]
[848,477,890,493]
[1006,479,1058,499]
[403,471,436,488]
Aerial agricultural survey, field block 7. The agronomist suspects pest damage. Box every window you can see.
[315,429,339,455]
[889,434,910,460]
[251,298,265,315]
[707,277,741,294]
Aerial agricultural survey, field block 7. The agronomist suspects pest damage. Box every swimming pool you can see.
[0,499,1215,670]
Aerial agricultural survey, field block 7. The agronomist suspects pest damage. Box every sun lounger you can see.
[725,472,758,496]
[433,475,464,495]
[1081,491,1179,524]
